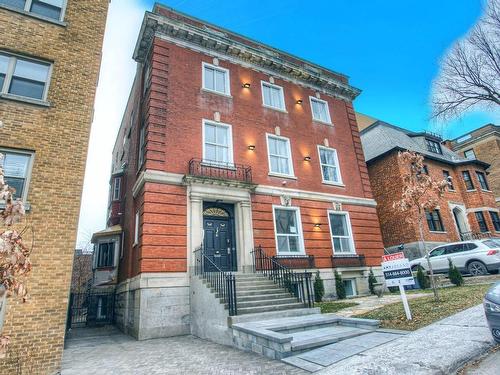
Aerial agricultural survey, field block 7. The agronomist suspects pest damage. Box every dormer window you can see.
[425,139,442,154]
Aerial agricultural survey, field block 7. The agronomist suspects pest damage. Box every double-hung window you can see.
[318,146,342,184]
[273,207,304,254]
[112,177,121,201]
[267,134,294,177]
[490,211,500,232]
[202,63,230,95]
[261,81,285,111]
[134,211,140,245]
[96,242,114,268]
[475,211,489,233]
[0,149,34,201]
[203,120,233,166]
[0,53,51,101]
[464,149,476,160]
[310,97,332,124]
[328,212,355,254]
[137,124,146,169]
[0,0,66,21]
[426,209,445,232]
[462,171,474,190]
[476,171,490,191]
[442,170,454,190]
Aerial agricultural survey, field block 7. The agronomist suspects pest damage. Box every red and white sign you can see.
[382,252,405,263]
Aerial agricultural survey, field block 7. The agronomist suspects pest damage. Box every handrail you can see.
[251,245,313,308]
[194,245,237,316]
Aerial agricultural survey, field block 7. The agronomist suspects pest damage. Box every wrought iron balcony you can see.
[272,255,315,269]
[331,254,366,268]
[188,159,253,183]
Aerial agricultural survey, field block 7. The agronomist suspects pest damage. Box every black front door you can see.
[203,203,236,272]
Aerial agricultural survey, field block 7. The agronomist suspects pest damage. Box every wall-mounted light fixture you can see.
[242,83,251,88]
[304,156,311,162]
[296,99,303,105]
[248,145,256,151]
[313,223,322,228]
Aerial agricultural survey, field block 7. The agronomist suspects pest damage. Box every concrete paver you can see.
[335,293,428,317]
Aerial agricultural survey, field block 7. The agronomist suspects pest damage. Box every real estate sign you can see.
[381,252,414,320]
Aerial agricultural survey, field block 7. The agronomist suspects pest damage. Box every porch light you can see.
[314,223,322,228]
[304,156,311,162]
[248,144,256,151]
[296,99,303,105]
[242,82,251,88]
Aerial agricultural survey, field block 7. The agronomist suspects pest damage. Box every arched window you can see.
[203,207,229,217]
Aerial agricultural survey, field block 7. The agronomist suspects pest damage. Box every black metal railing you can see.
[460,231,493,241]
[251,246,313,308]
[194,245,237,316]
[188,159,253,183]
[331,254,366,268]
[272,255,315,269]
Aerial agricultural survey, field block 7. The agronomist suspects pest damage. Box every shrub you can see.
[313,271,325,303]
[448,259,464,286]
[368,268,377,295]
[388,286,399,293]
[416,265,430,289]
[334,270,346,299]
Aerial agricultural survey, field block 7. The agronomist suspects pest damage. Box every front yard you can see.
[355,284,492,331]
[316,301,359,313]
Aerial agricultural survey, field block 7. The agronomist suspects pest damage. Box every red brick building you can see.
[94,5,384,340]
[360,121,499,259]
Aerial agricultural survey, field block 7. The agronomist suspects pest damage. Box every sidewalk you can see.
[318,304,496,375]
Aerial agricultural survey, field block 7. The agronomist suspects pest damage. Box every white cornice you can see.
[132,170,184,198]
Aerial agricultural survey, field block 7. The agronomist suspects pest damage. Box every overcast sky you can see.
[76,0,499,247]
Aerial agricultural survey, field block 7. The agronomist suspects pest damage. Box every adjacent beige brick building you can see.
[0,1,108,373]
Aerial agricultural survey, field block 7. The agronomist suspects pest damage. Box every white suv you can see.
[410,239,500,276]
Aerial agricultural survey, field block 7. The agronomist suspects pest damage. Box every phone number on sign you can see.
[384,269,412,279]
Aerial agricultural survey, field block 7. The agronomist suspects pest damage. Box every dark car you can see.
[484,281,500,343]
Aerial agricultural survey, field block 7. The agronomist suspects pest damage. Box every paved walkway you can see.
[318,304,496,375]
[62,327,306,375]
[335,292,428,317]
[460,346,500,374]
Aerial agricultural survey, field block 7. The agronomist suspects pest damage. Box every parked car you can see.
[484,281,500,343]
[409,239,500,276]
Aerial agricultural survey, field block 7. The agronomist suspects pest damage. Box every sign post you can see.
[381,252,414,320]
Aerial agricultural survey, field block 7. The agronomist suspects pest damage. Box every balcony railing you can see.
[188,159,253,183]
[272,255,315,269]
[331,254,366,268]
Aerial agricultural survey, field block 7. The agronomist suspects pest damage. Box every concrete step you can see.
[290,326,370,352]
[236,285,284,292]
[237,302,306,315]
[237,282,280,289]
[231,297,299,309]
[237,293,293,302]
[228,307,321,326]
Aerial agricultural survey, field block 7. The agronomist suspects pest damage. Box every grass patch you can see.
[356,284,491,331]
[316,301,359,314]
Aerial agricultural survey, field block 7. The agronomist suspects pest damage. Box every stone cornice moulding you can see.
[132,170,184,198]
[133,12,361,102]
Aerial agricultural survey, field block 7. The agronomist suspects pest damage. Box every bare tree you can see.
[393,151,448,301]
[71,245,93,294]
[431,0,500,121]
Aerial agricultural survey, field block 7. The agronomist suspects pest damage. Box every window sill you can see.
[262,104,288,113]
[201,88,232,98]
[0,93,50,108]
[276,252,306,257]
[268,172,297,180]
[95,266,115,271]
[322,181,345,187]
[480,189,493,193]
[429,231,447,234]
[201,161,236,170]
[466,189,477,193]
[0,5,66,26]
[332,253,358,257]
[313,119,334,126]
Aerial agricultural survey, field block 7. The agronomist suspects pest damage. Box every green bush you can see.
[448,258,464,287]
[368,268,377,295]
[313,271,325,303]
[388,286,399,293]
[416,265,430,289]
[334,270,346,299]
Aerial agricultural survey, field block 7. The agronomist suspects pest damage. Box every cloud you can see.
[76,0,146,247]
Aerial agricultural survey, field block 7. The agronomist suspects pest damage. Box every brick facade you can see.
[0,1,108,373]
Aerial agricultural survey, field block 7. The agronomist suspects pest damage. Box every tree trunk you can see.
[418,216,439,301]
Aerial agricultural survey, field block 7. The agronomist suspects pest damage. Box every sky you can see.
[76,0,500,246]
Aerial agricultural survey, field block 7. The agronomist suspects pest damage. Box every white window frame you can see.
[0,147,35,203]
[328,210,356,255]
[0,52,53,103]
[343,279,358,297]
[261,81,286,111]
[266,133,295,178]
[202,119,234,167]
[464,149,476,160]
[0,0,68,22]
[309,96,332,125]
[272,205,306,256]
[317,145,343,185]
[112,177,121,201]
[201,62,231,96]
[134,211,140,246]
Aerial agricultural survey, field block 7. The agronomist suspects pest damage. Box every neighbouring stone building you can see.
[0,1,108,373]
[360,121,499,259]
[446,124,500,208]
[91,4,385,344]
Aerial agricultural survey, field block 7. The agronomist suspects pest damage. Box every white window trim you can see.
[0,147,35,204]
[134,211,140,246]
[328,210,356,255]
[201,62,231,97]
[272,205,306,256]
[112,177,121,201]
[343,279,358,297]
[309,96,332,125]
[0,0,67,23]
[0,52,53,104]
[317,145,343,186]
[202,119,234,167]
[261,81,287,112]
[266,133,295,178]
